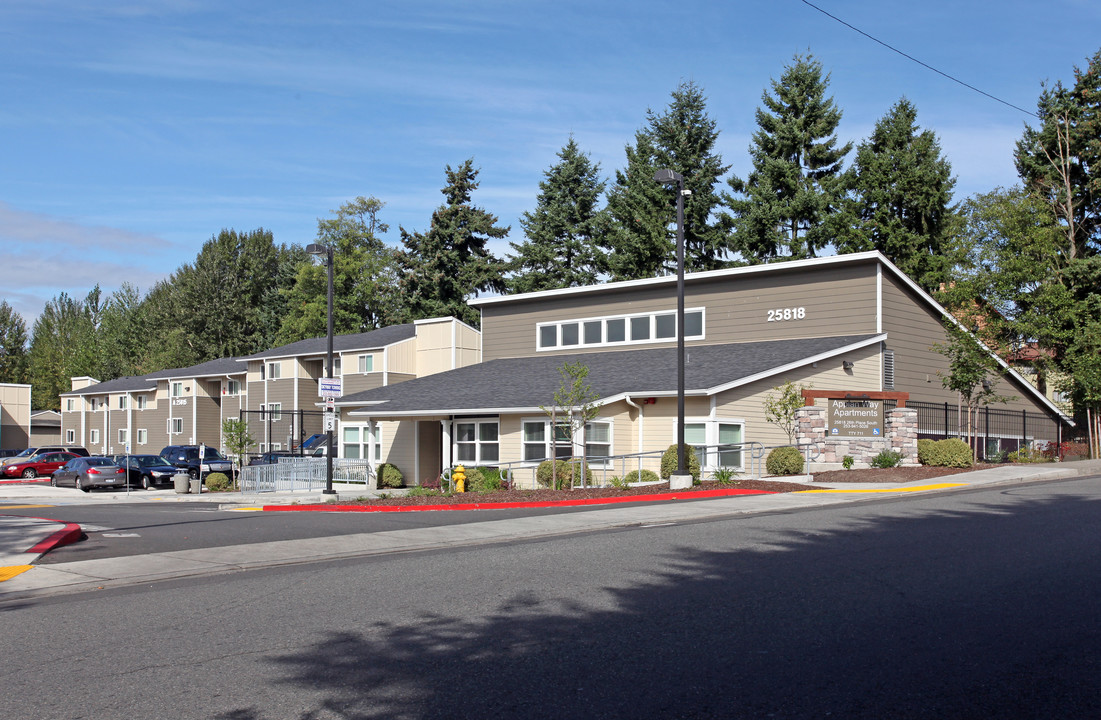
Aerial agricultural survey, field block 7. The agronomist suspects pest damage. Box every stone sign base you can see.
[795,406,918,468]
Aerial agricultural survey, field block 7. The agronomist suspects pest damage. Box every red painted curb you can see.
[25,520,83,554]
[263,487,774,513]
[0,478,52,485]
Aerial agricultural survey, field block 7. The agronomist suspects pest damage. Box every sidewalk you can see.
[2,460,1098,601]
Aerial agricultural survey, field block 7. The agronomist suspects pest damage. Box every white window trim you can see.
[679,417,746,471]
[267,361,281,379]
[225,379,241,396]
[66,429,76,443]
[520,417,614,466]
[90,428,100,444]
[118,395,128,409]
[339,422,382,463]
[171,382,184,398]
[66,398,74,411]
[118,428,128,444]
[357,354,375,374]
[453,419,500,466]
[169,417,183,435]
[135,394,148,409]
[536,307,706,351]
[137,428,148,445]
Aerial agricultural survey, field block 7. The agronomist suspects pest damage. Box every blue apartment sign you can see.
[318,378,342,398]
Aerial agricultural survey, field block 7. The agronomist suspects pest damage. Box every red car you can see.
[1,451,80,480]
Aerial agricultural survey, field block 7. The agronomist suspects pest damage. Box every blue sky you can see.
[2,0,1099,325]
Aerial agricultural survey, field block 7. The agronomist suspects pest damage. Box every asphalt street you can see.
[2,475,1099,719]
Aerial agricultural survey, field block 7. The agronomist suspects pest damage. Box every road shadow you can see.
[211,488,1101,719]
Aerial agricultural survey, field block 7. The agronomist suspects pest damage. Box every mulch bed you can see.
[341,466,995,507]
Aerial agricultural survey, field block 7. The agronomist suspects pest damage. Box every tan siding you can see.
[379,420,416,481]
[482,262,879,360]
[879,274,1048,413]
[387,338,417,375]
[343,373,387,395]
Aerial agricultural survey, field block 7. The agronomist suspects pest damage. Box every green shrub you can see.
[712,467,740,484]
[842,455,855,470]
[921,439,973,467]
[536,459,593,489]
[624,468,660,484]
[407,486,442,498]
[469,467,504,492]
[1008,446,1050,463]
[871,450,904,468]
[205,472,231,492]
[377,462,405,488]
[917,439,935,465]
[765,446,804,476]
[660,444,701,482]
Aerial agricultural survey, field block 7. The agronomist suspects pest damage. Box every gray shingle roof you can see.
[147,356,245,380]
[241,325,417,361]
[340,335,882,415]
[60,375,157,396]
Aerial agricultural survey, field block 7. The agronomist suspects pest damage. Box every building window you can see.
[537,308,705,351]
[267,362,281,379]
[268,403,281,421]
[89,398,97,411]
[225,380,241,396]
[333,356,342,376]
[454,420,499,464]
[522,419,610,463]
[137,429,148,445]
[260,363,265,380]
[170,418,183,435]
[679,420,744,470]
[118,428,128,444]
[883,349,895,390]
[342,424,381,462]
[118,395,128,409]
[66,398,74,412]
[358,354,374,373]
[90,429,100,444]
[66,429,76,443]
[135,394,148,409]
[171,382,184,397]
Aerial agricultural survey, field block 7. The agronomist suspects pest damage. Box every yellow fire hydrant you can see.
[453,465,466,493]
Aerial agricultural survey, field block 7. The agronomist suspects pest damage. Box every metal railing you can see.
[442,441,812,491]
[238,457,374,493]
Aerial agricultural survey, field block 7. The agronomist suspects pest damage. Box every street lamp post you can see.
[653,168,690,485]
[306,242,336,495]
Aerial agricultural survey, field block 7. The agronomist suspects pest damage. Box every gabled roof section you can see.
[240,324,417,362]
[469,251,885,307]
[147,356,246,380]
[341,335,882,417]
[60,374,157,396]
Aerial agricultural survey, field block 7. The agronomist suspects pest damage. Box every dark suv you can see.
[159,445,233,479]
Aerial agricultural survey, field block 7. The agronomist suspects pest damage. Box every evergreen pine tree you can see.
[508,137,607,293]
[604,81,730,279]
[0,300,29,384]
[398,159,509,327]
[724,53,853,261]
[840,98,958,290]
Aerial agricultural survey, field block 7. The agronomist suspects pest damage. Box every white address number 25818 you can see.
[767,307,806,322]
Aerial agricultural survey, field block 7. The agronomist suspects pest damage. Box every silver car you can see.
[52,456,128,492]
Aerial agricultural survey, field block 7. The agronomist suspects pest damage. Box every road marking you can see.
[81,525,115,532]
[796,482,968,494]
[0,504,55,509]
[102,533,141,538]
[0,565,33,582]
[224,507,264,512]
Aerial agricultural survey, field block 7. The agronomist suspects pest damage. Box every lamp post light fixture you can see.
[306,242,337,495]
[653,168,690,483]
